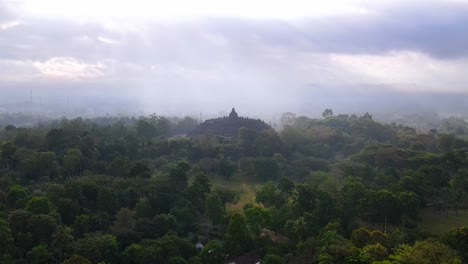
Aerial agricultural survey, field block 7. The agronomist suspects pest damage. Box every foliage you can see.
[0,112,467,263]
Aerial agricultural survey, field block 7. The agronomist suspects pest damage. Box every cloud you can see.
[330,51,468,93]
[1,0,468,116]
[0,20,21,30]
[0,59,40,81]
[33,57,106,80]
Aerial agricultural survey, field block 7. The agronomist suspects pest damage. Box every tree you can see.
[359,243,388,263]
[63,149,83,177]
[277,177,295,197]
[285,217,306,241]
[204,194,224,226]
[351,228,371,248]
[0,219,13,257]
[136,119,157,138]
[168,165,188,193]
[256,182,286,208]
[72,215,90,238]
[27,214,57,244]
[129,162,152,178]
[52,225,74,263]
[152,214,178,237]
[225,213,252,255]
[369,190,399,233]
[71,233,119,264]
[450,169,468,215]
[397,191,419,228]
[26,197,54,215]
[63,255,91,264]
[244,206,272,235]
[199,240,225,264]
[389,240,462,264]
[1,142,16,172]
[213,187,240,211]
[120,241,166,264]
[444,227,468,263]
[168,256,188,264]
[27,244,52,264]
[263,254,286,264]
[154,234,197,261]
[112,208,136,234]
[322,109,334,118]
[185,172,211,212]
[317,230,353,264]
[292,184,318,213]
[112,208,141,248]
[7,185,27,208]
[96,187,119,214]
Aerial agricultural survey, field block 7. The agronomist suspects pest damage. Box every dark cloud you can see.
[2,1,468,63]
[204,2,468,59]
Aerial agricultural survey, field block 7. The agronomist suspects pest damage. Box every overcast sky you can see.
[1,0,468,117]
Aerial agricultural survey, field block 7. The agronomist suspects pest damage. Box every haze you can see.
[1,0,468,119]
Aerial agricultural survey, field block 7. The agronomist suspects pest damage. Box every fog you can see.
[2,0,468,122]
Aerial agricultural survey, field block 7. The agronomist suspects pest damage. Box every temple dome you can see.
[187,109,272,138]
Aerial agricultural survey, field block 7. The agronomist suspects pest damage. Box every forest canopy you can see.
[0,111,467,264]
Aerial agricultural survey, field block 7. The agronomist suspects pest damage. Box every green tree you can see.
[27,214,57,244]
[168,256,188,264]
[370,190,399,233]
[263,254,286,264]
[96,187,119,214]
[450,169,468,215]
[152,214,178,237]
[63,149,83,177]
[129,162,152,178]
[244,206,272,235]
[397,191,419,228]
[63,255,91,264]
[0,219,13,257]
[111,208,141,248]
[444,227,468,263]
[225,213,252,255]
[213,187,240,211]
[71,233,119,264]
[7,185,28,208]
[199,240,225,264]
[72,215,90,238]
[52,225,74,264]
[351,227,371,248]
[359,243,389,263]
[322,109,334,118]
[277,177,295,196]
[256,182,286,208]
[27,244,52,264]
[185,172,211,212]
[26,197,54,215]
[168,165,188,193]
[389,240,462,264]
[204,194,224,226]
[1,142,16,172]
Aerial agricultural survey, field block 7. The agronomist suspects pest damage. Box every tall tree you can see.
[225,213,252,255]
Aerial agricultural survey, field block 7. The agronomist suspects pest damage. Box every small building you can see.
[195,242,205,251]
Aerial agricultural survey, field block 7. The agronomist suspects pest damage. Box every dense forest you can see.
[1,111,468,264]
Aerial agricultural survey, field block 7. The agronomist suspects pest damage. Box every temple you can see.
[187,108,272,138]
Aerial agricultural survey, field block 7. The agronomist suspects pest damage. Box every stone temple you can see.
[187,108,272,138]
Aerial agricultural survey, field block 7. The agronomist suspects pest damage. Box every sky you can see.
[1,0,468,117]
